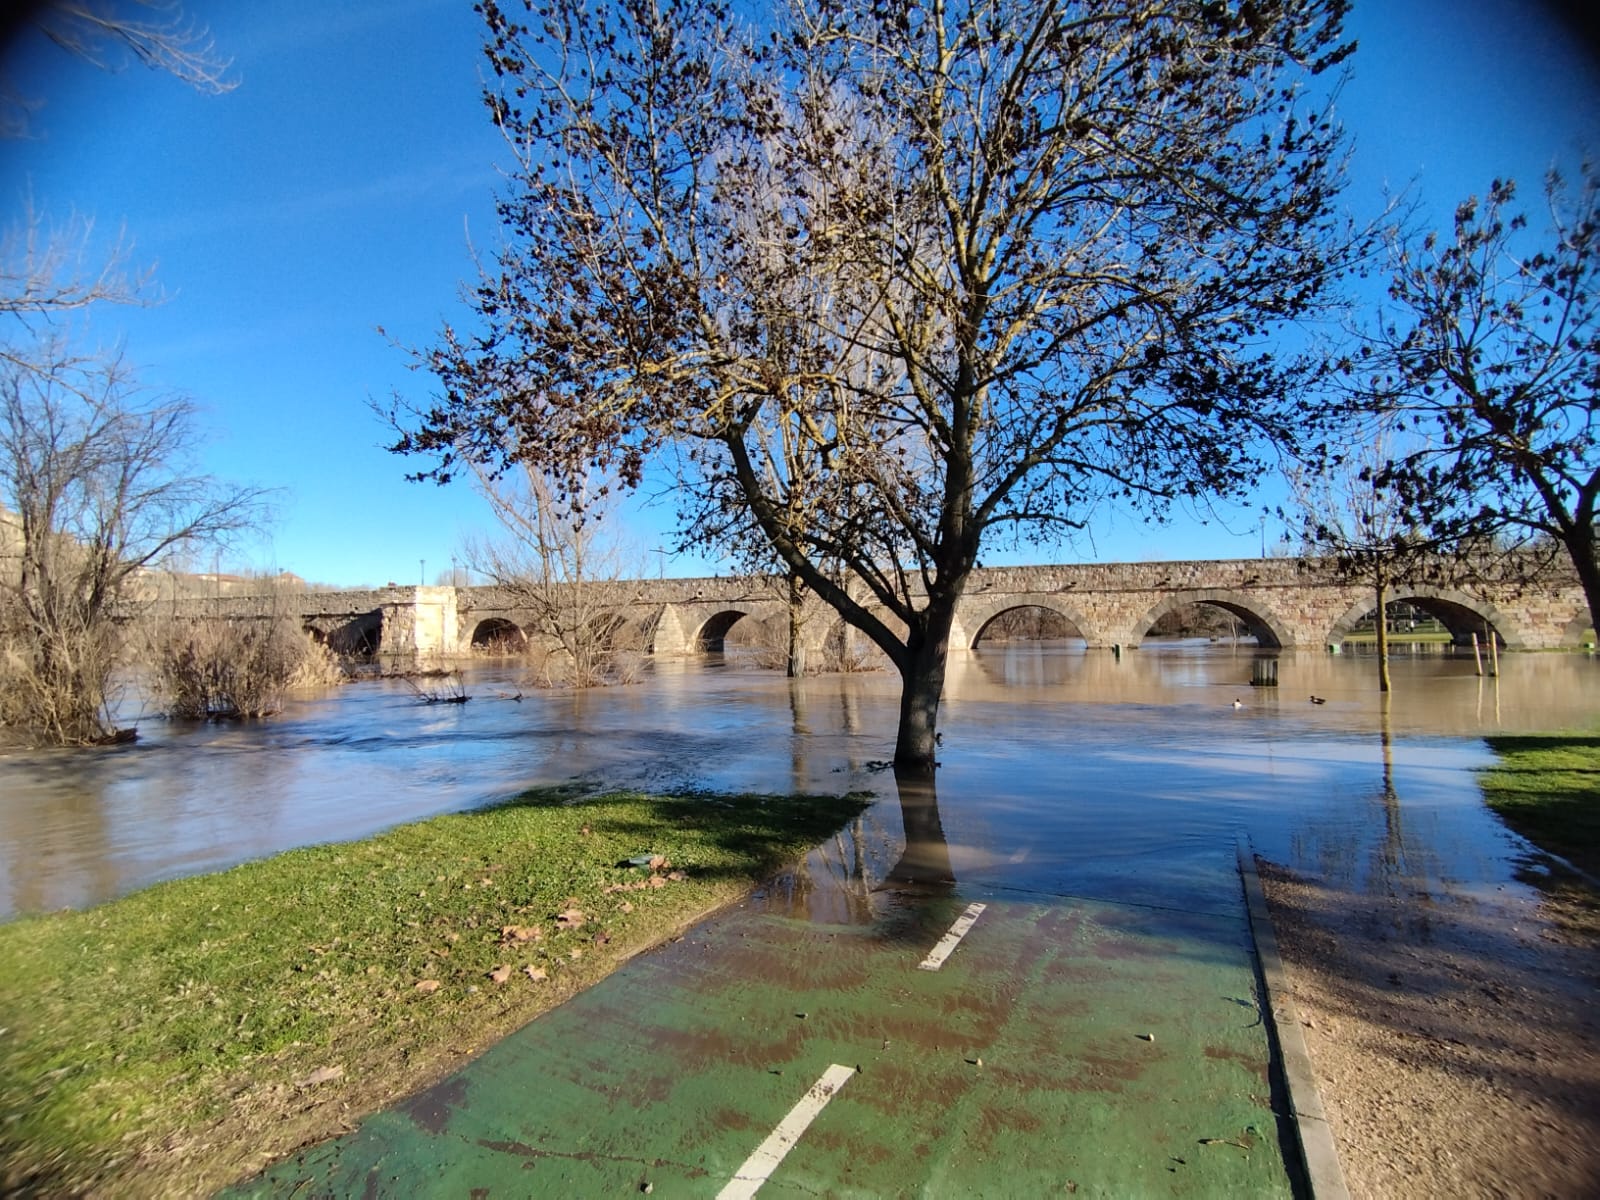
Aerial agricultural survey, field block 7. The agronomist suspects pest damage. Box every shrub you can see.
[154,615,341,719]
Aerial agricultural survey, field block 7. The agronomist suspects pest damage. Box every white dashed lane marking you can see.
[716,1064,857,1199]
[918,902,987,971]
[720,900,989,1194]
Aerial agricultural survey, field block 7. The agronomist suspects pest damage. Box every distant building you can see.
[0,503,20,588]
[126,567,309,601]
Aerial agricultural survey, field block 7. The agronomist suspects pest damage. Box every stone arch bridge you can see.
[170,555,1591,661]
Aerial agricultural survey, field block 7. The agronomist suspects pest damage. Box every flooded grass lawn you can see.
[0,645,1596,1193]
[1479,733,1600,877]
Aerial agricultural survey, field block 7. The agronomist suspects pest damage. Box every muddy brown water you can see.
[1,643,1595,925]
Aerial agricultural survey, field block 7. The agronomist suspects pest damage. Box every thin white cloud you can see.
[134,154,500,246]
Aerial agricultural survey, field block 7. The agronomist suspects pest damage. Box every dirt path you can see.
[1259,860,1600,1199]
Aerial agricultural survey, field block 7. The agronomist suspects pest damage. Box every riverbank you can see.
[0,786,869,1198]
[1479,733,1600,879]
[1260,733,1600,1198]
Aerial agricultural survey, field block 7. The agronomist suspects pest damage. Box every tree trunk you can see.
[786,570,805,678]
[893,604,956,771]
[1565,527,1600,645]
[1375,575,1391,694]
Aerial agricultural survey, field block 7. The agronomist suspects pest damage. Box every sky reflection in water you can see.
[0,644,1594,926]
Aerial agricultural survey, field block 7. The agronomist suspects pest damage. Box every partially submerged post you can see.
[1250,658,1279,688]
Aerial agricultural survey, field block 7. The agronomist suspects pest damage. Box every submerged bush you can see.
[155,616,342,719]
[0,607,124,744]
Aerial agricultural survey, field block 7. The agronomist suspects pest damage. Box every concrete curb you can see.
[1237,841,1351,1200]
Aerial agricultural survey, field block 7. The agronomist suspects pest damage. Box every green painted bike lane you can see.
[235,886,1290,1197]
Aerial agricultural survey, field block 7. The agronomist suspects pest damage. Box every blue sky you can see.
[1,0,1596,586]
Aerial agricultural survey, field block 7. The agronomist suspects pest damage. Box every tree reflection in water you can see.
[882,766,956,891]
[754,761,956,927]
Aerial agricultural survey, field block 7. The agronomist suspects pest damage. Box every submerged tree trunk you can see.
[893,601,958,771]
[786,570,805,679]
[1375,575,1392,694]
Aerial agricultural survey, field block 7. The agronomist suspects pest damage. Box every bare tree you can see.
[461,462,641,687]
[1348,167,1600,638]
[392,0,1370,769]
[0,2,261,743]
[1284,424,1445,692]
[2,0,235,331]
[0,345,266,742]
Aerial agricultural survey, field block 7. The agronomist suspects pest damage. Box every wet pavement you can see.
[234,842,1289,1197]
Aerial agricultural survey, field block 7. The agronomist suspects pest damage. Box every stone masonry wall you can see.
[145,555,1590,660]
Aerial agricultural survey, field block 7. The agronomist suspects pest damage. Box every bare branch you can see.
[3,0,235,134]
[396,0,1370,767]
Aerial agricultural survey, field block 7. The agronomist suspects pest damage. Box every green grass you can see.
[0,786,869,1198]
[1480,735,1600,878]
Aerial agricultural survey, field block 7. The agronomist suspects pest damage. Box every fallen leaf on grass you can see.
[594,930,611,947]
[523,965,547,982]
[488,965,512,984]
[500,924,543,943]
[555,908,587,929]
[415,979,442,994]
[295,1065,345,1089]
[619,901,634,913]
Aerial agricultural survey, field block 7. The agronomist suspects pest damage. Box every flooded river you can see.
[1,643,1595,924]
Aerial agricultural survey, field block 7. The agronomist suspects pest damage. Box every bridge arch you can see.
[816,609,903,671]
[313,611,382,657]
[605,607,660,652]
[693,608,757,652]
[1129,590,1290,650]
[956,592,1101,648]
[1327,586,1523,648]
[583,611,631,649]
[470,617,527,654]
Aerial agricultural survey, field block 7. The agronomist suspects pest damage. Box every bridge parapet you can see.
[132,554,1588,661]
[140,585,460,658]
